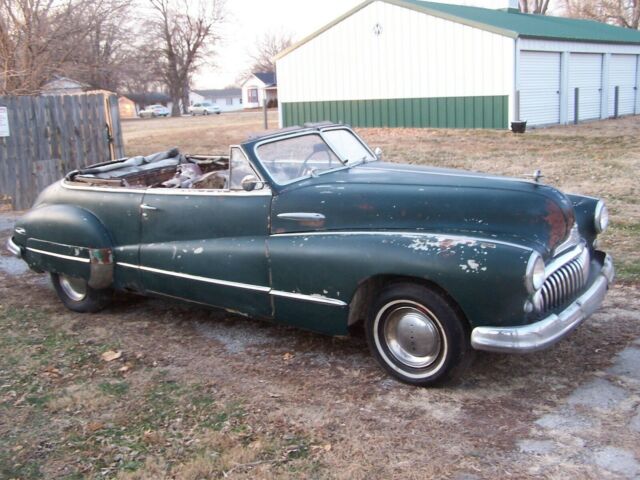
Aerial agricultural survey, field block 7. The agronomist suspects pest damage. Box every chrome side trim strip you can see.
[277,212,326,221]
[271,290,347,306]
[116,262,270,292]
[269,230,531,251]
[26,247,90,263]
[471,254,614,354]
[62,180,272,197]
[116,262,347,306]
[7,237,21,258]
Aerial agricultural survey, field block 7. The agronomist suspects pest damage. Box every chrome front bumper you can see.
[6,237,22,258]
[471,254,614,353]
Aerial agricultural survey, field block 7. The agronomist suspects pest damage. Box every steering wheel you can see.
[297,145,334,177]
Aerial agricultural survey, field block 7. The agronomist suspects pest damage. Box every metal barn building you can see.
[275,0,640,129]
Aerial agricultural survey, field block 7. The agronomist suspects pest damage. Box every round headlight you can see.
[594,200,609,233]
[525,252,546,294]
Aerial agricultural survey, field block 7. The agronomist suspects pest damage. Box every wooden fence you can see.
[0,93,124,209]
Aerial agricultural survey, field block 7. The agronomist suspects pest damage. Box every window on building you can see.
[226,97,233,105]
[248,88,258,103]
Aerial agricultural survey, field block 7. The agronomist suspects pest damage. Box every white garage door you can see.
[520,51,561,126]
[609,54,638,117]
[568,53,602,122]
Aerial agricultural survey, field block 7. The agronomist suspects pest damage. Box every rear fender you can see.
[14,205,114,289]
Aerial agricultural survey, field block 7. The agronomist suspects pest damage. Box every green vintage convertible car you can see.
[7,123,614,386]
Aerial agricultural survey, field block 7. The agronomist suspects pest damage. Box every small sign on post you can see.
[0,106,9,137]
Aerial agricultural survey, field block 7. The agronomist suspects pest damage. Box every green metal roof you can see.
[402,0,640,44]
[275,0,640,61]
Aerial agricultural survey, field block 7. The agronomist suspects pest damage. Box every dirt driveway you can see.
[2,115,640,479]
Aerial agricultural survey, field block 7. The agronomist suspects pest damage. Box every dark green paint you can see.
[12,125,606,337]
[282,95,508,129]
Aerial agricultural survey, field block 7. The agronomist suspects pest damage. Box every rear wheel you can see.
[365,283,472,387]
[51,273,112,313]
[204,110,209,116]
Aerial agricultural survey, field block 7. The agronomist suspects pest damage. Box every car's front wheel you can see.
[365,283,472,387]
[51,273,113,313]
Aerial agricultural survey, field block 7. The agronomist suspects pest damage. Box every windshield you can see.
[324,129,375,163]
[256,129,374,184]
[256,134,343,184]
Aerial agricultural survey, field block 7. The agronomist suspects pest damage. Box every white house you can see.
[241,72,278,109]
[193,88,243,112]
[275,0,640,129]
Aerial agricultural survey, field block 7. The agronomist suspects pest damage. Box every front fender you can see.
[14,204,114,289]
[268,232,533,331]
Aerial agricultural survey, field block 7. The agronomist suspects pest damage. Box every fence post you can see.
[614,86,620,118]
[574,88,579,125]
[263,93,268,130]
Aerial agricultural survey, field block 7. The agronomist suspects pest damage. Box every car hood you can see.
[271,162,575,255]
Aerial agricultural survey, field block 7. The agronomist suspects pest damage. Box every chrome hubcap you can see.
[383,306,442,368]
[59,275,87,302]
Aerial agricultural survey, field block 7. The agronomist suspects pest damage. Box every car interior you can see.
[67,148,233,190]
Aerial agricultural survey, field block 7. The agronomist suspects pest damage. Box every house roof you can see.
[253,72,276,86]
[405,1,640,44]
[276,0,640,60]
[42,75,91,90]
[194,88,241,99]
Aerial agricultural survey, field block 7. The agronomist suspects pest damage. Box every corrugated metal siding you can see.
[568,53,602,121]
[609,54,638,116]
[282,96,508,129]
[277,1,513,104]
[519,51,561,125]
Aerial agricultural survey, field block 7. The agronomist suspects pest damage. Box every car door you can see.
[137,147,273,317]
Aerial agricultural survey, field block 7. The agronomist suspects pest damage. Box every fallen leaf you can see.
[87,422,104,433]
[119,364,132,374]
[101,350,122,362]
[282,352,294,361]
[324,444,332,451]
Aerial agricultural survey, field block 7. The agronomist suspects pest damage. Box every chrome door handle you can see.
[277,212,326,221]
[140,204,158,211]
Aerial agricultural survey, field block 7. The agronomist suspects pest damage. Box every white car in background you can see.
[189,101,221,116]
[139,105,170,118]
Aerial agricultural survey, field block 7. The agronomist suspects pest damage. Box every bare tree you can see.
[64,0,138,92]
[0,0,134,95]
[146,0,225,116]
[519,0,551,14]
[246,31,293,76]
[562,0,640,29]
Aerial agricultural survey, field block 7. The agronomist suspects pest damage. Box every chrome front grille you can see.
[540,247,590,313]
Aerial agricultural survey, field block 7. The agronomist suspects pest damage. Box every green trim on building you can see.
[282,95,509,129]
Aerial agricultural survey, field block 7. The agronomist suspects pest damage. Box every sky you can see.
[193,0,363,89]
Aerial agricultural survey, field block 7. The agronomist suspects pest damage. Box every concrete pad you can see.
[535,410,593,431]
[567,378,628,410]
[608,347,640,382]
[630,411,640,433]
[0,213,18,233]
[0,255,29,276]
[517,439,556,455]
[594,447,640,478]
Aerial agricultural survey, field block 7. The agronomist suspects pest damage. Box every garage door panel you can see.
[609,54,637,117]
[568,53,602,122]
[520,51,561,126]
